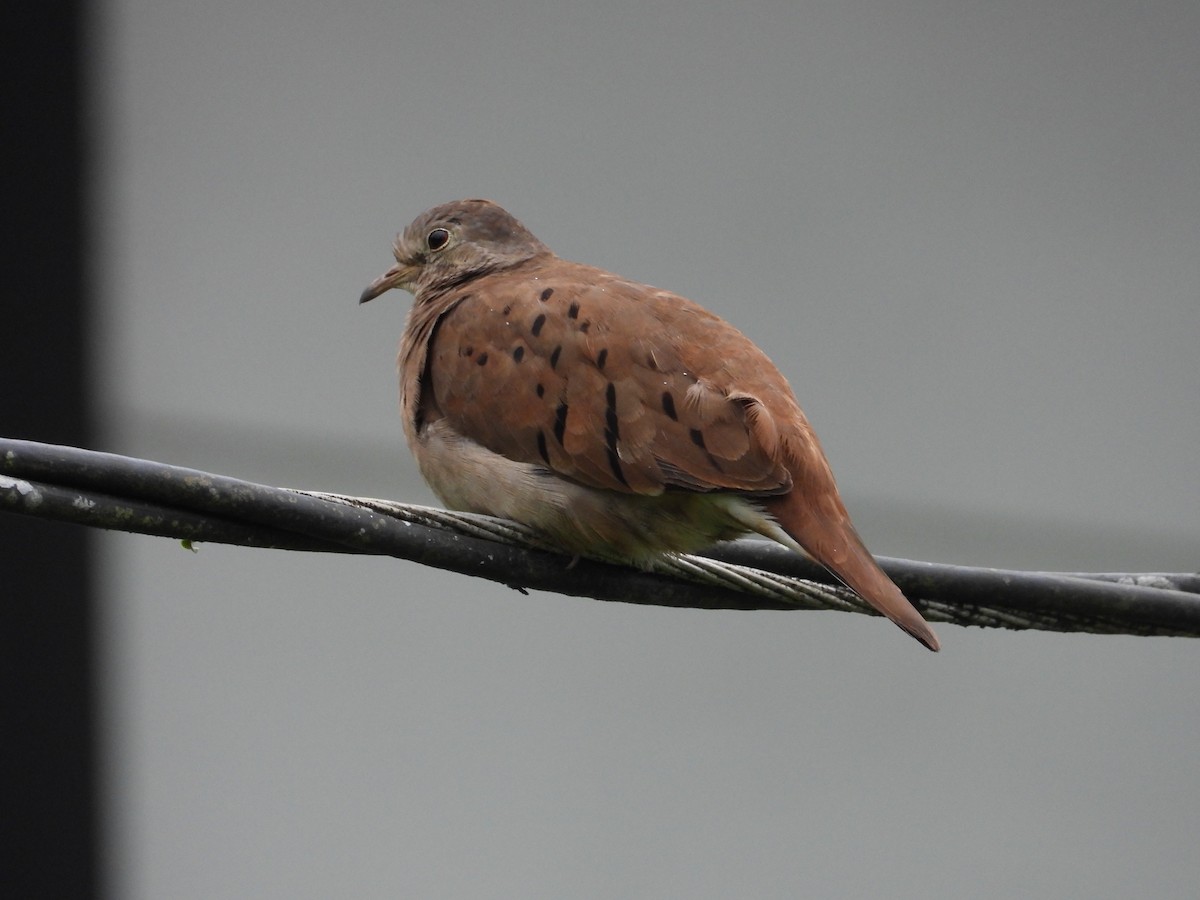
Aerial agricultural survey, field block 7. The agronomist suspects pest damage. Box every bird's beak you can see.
[359,263,415,304]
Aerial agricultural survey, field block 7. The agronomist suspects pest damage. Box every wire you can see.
[3,437,1197,637]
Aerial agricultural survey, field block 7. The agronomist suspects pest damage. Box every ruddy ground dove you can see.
[360,199,940,651]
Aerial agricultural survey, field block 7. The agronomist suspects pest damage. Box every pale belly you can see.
[412,419,793,565]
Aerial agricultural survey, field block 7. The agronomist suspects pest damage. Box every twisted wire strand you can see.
[3,438,1197,637]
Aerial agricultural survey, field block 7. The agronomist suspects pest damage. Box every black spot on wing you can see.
[603,383,628,487]
[689,427,725,473]
[662,392,678,421]
[553,402,568,445]
[605,446,629,487]
[604,383,620,445]
[531,313,546,337]
[540,287,554,302]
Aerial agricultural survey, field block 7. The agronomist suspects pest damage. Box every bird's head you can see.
[359,199,551,304]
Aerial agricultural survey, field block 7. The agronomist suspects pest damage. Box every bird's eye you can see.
[427,228,450,251]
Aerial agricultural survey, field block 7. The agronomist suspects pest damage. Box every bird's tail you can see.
[762,491,941,652]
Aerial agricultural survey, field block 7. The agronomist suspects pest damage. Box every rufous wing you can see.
[421,261,794,498]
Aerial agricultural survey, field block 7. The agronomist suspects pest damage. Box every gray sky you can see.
[95,1,1199,897]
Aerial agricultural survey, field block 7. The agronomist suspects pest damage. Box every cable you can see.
[3,438,1197,637]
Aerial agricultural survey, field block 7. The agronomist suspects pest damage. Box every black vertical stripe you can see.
[2,6,98,895]
[661,392,678,420]
[553,402,569,444]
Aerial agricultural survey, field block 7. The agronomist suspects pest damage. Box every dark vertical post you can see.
[1,3,100,897]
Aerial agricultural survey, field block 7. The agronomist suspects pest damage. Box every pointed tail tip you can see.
[901,621,941,652]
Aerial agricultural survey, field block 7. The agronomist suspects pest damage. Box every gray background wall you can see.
[94,1,1198,897]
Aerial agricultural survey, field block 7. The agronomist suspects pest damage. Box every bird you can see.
[360,199,940,651]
